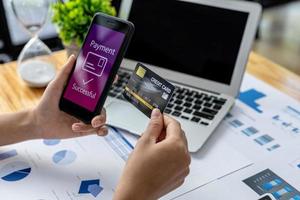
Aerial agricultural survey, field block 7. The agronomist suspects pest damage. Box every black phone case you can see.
[59,12,135,124]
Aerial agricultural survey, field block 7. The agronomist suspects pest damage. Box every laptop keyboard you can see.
[108,68,227,126]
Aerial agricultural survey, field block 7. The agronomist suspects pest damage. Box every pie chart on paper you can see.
[52,150,77,165]
[0,161,31,182]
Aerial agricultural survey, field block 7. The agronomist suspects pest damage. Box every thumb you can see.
[48,55,76,92]
[143,108,164,142]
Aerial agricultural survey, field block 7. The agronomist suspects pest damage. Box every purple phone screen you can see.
[63,24,125,111]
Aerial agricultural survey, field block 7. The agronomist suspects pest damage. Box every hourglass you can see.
[11,0,56,87]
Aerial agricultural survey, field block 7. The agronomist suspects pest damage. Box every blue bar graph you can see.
[272,115,299,134]
[287,106,300,118]
[273,186,292,199]
[254,135,274,146]
[0,149,17,161]
[238,89,266,113]
[263,179,282,190]
[242,127,259,136]
[267,144,280,152]
[229,119,244,128]
[243,169,300,200]
[225,113,233,119]
[290,195,300,200]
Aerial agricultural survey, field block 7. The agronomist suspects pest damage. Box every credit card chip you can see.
[136,66,146,78]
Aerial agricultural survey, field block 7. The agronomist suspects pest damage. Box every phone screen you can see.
[63,23,125,112]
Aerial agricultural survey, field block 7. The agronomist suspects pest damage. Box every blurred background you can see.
[0,0,299,76]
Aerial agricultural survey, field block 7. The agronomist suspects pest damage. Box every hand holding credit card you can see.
[123,63,175,117]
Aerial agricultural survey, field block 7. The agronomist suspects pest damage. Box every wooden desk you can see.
[0,50,299,113]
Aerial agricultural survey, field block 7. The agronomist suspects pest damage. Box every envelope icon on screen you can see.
[82,52,108,77]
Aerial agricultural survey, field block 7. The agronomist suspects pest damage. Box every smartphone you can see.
[59,13,134,123]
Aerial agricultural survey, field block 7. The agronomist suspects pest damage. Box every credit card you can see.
[123,63,175,118]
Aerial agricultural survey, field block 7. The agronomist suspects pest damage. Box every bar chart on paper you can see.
[238,88,266,113]
[0,149,18,161]
[272,106,300,136]
[220,74,300,161]
[225,112,280,153]
[243,169,300,200]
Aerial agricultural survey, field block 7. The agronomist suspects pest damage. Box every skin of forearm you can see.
[0,110,38,146]
[113,181,153,200]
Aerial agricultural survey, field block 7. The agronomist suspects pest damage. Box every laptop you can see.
[104,0,262,152]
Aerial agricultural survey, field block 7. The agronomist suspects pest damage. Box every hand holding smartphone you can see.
[59,13,134,123]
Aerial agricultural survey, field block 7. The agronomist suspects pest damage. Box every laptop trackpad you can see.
[106,101,149,136]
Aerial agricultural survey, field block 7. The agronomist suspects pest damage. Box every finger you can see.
[72,122,95,133]
[157,130,166,142]
[181,130,188,147]
[49,55,76,92]
[143,108,164,143]
[91,109,106,128]
[97,126,109,136]
[163,115,182,139]
[113,75,119,84]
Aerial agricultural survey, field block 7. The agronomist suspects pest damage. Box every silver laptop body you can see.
[105,0,262,152]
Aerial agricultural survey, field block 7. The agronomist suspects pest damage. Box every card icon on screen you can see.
[82,52,108,77]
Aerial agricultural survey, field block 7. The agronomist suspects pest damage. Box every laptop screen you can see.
[125,0,249,85]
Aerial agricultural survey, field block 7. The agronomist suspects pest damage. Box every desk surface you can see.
[0,50,299,113]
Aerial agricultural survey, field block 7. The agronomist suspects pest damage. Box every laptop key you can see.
[213,104,222,110]
[193,104,201,110]
[183,102,192,108]
[117,94,125,100]
[115,83,123,88]
[202,107,218,115]
[115,88,122,93]
[186,97,193,102]
[213,99,226,105]
[177,88,184,93]
[174,99,183,105]
[183,108,193,114]
[177,95,185,99]
[185,91,194,96]
[181,116,189,120]
[164,108,172,114]
[183,88,189,93]
[174,106,183,111]
[195,94,202,99]
[167,103,174,108]
[219,98,227,102]
[195,100,203,105]
[203,96,212,101]
[191,117,200,123]
[204,102,212,108]
[201,121,209,126]
[172,111,181,117]
[194,111,214,120]
[109,92,117,97]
